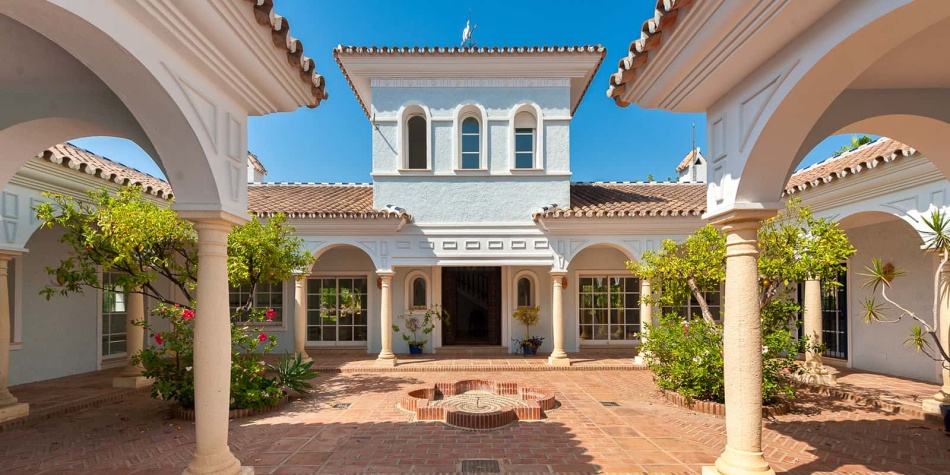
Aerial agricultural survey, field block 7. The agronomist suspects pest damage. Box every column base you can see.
[547,356,571,367]
[0,402,29,423]
[182,451,250,475]
[113,375,154,389]
[710,446,775,475]
[794,363,837,386]
[375,357,397,367]
[922,397,948,415]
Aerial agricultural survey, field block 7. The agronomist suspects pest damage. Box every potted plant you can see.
[511,306,543,355]
[393,305,450,354]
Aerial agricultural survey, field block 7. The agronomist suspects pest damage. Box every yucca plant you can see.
[861,210,950,369]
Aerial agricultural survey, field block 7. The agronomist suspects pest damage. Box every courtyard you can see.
[1,355,947,474]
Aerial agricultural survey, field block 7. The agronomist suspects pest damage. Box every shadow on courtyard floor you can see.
[765,391,950,474]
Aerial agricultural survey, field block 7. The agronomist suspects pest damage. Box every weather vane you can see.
[461,11,477,48]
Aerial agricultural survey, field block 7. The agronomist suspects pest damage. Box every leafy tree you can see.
[227,213,314,318]
[862,211,950,369]
[34,185,314,308]
[646,174,655,182]
[831,134,873,157]
[35,186,197,305]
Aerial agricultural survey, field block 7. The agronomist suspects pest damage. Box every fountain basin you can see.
[399,379,557,430]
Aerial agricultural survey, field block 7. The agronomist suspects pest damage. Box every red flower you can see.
[174,303,180,308]
[182,309,195,320]
[265,309,276,321]
[258,332,268,343]
[154,334,164,345]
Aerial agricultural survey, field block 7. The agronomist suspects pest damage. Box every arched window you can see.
[517,277,533,307]
[513,110,537,169]
[460,117,480,169]
[411,276,427,308]
[406,115,427,169]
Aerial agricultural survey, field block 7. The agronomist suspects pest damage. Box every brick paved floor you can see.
[1,369,947,474]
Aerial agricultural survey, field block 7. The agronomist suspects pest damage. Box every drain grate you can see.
[330,403,351,409]
[600,401,620,407]
[461,459,500,473]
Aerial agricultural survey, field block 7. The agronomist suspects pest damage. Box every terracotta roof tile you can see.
[676,148,703,173]
[606,0,695,106]
[333,45,607,118]
[246,0,328,108]
[41,143,174,199]
[247,152,267,174]
[785,138,915,194]
[247,183,410,220]
[535,182,707,219]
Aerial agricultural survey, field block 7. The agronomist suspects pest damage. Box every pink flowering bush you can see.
[132,303,285,410]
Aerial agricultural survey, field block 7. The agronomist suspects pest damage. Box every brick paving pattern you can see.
[0,367,947,474]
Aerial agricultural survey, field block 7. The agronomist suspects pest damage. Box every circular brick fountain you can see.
[399,379,557,430]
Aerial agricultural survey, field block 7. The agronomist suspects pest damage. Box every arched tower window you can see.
[460,117,480,169]
[406,115,427,170]
[517,277,533,307]
[411,276,427,308]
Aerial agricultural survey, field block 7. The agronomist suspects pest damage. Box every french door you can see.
[306,276,368,345]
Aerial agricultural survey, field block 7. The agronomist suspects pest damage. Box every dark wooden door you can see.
[442,268,458,346]
[441,267,501,345]
[487,267,501,345]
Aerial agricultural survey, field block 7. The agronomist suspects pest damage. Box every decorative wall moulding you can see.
[371,78,570,88]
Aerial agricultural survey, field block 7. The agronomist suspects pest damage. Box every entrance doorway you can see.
[441,267,501,345]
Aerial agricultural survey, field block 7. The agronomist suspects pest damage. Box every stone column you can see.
[548,272,571,366]
[113,289,152,388]
[924,260,950,414]
[634,279,652,366]
[0,252,28,423]
[707,214,775,475]
[183,218,245,475]
[800,279,835,385]
[294,276,311,363]
[376,271,396,366]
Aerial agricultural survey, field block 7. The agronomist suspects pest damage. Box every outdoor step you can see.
[434,345,512,356]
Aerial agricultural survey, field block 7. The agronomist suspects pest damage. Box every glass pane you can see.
[626,325,640,339]
[355,278,368,293]
[579,311,592,325]
[307,327,321,341]
[339,312,353,325]
[110,314,126,333]
[590,309,607,324]
[593,325,608,340]
[407,116,427,169]
[515,127,533,134]
[517,278,532,307]
[462,134,479,153]
[307,310,322,326]
[339,326,353,341]
[626,308,641,325]
[321,326,337,342]
[625,293,640,309]
[354,326,368,341]
[355,310,368,326]
[112,340,127,354]
[610,325,624,340]
[515,152,534,169]
[515,133,533,152]
[339,279,354,292]
[462,117,479,134]
[412,278,426,307]
[610,309,623,325]
[461,153,479,169]
[102,336,109,355]
[579,325,593,340]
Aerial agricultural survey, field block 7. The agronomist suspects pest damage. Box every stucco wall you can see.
[847,218,941,382]
[374,176,569,224]
[507,266,554,352]
[9,227,98,385]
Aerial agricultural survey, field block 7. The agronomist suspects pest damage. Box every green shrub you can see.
[641,311,797,404]
[270,352,318,394]
[132,303,308,410]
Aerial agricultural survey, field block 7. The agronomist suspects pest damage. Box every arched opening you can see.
[510,103,543,170]
[567,244,640,345]
[455,103,486,171]
[308,244,377,347]
[460,117,481,169]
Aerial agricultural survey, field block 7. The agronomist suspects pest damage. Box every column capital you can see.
[0,249,23,260]
[376,270,395,278]
[549,270,568,278]
[175,209,247,226]
[707,207,777,229]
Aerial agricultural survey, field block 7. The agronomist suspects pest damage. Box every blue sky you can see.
[74,0,856,184]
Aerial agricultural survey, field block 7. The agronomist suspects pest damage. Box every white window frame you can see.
[404,270,430,311]
[453,103,488,171]
[306,272,372,347]
[98,270,128,368]
[512,270,539,309]
[509,102,544,171]
[228,281,289,329]
[575,271,641,347]
[9,255,21,350]
[398,103,432,171]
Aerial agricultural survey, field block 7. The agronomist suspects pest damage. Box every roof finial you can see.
[691,122,696,154]
[462,10,478,48]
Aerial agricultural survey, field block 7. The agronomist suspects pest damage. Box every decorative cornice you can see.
[371,78,570,88]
